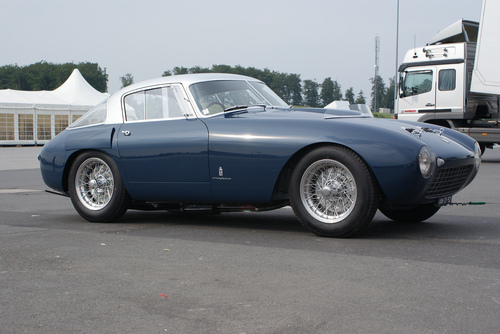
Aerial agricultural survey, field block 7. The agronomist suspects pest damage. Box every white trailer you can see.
[396,0,500,153]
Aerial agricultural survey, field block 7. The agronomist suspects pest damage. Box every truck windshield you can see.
[403,71,433,96]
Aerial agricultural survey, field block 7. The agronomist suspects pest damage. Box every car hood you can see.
[260,107,476,157]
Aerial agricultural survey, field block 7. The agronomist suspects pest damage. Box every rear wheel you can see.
[379,203,440,223]
[68,151,129,222]
[289,146,379,237]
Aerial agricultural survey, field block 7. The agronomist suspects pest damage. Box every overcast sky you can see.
[1,0,483,97]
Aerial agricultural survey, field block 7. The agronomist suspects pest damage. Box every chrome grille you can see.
[425,165,474,198]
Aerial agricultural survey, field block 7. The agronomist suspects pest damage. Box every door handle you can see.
[121,130,131,136]
[426,103,435,107]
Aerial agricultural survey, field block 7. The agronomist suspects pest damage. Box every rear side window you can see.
[439,69,456,91]
[124,85,191,121]
[69,100,107,128]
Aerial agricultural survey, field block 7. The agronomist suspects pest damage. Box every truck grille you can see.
[425,165,474,198]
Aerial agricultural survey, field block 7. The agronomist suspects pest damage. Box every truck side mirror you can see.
[399,73,405,98]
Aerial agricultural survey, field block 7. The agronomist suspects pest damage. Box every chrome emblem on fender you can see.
[212,167,231,181]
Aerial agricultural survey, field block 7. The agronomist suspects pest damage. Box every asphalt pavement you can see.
[0,145,499,333]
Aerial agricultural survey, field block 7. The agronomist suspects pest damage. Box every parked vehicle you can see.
[39,73,480,237]
[396,0,500,153]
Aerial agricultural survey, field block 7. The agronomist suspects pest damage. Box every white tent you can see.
[0,69,109,145]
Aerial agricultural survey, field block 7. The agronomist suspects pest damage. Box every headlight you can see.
[474,142,481,170]
[419,146,436,178]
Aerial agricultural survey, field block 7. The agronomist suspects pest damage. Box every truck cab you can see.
[396,17,500,152]
[398,42,469,125]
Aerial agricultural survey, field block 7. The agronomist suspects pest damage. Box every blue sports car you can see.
[38,73,481,237]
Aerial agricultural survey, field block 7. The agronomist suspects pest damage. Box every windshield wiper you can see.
[224,104,267,112]
[224,105,248,112]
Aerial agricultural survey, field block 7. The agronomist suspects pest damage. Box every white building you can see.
[0,69,108,145]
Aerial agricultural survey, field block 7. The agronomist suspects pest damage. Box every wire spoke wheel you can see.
[289,146,379,237]
[75,157,115,210]
[300,159,357,224]
[68,151,129,223]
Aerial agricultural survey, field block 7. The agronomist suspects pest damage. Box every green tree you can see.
[382,77,395,111]
[345,87,355,104]
[332,80,342,102]
[161,64,303,105]
[189,66,211,73]
[160,64,376,108]
[286,73,302,106]
[0,61,108,92]
[210,64,233,73]
[272,72,291,103]
[120,73,134,88]
[303,80,320,107]
[172,66,189,75]
[320,77,334,106]
[355,90,366,104]
[370,75,386,112]
[0,64,22,90]
[76,62,108,93]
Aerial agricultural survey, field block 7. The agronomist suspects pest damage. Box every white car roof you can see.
[117,73,259,95]
[106,73,262,124]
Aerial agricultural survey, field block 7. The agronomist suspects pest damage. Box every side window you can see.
[124,85,193,121]
[69,100,108,128]
[146,89,163,119]
[403,71,433,96]
[162,86,184,118]
[124,91,145,121]
[438,69,456,91]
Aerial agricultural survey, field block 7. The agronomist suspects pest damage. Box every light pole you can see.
[394,0,400,109]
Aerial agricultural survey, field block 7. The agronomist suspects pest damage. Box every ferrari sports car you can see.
[39,73,481,237]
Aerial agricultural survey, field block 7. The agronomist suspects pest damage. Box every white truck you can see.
[396,0,500,153]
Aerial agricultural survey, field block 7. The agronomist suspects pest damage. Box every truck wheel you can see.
[379,203,440,223]
[68,151,129,222]
[479,144,486,156]
[289,146,379,237]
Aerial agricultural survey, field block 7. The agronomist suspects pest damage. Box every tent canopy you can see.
[0,69,109,109]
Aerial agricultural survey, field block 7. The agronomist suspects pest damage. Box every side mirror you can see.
[398,73,405,98]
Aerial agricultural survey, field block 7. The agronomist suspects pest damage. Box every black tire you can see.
[289,146,379,237]
[479,144,486,156]
[68,151,129,222]
[379,203,440,223]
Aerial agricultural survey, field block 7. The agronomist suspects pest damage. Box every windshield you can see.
[189,80,288,116]
[403,71,433,97]
[248,82,288,107]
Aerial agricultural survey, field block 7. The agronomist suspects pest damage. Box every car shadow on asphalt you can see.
[365,214,500,241]
[38,201,498,241]
[117,208,309,234]
[76,208,498,241]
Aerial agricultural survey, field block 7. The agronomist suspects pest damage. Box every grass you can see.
[373,112,394,119]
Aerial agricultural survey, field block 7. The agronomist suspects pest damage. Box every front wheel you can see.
[289,146,379,237]
[379,203,440,223]
[68,151,129,222]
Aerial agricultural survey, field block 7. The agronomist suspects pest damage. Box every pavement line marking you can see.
[0,189,43,194]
